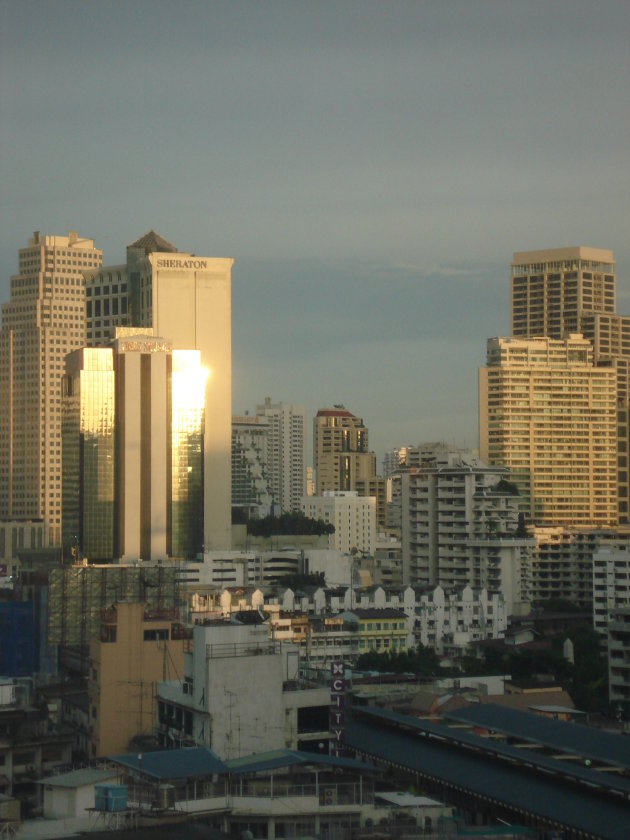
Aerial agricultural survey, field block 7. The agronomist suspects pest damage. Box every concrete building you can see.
[0,231,102,545]
[88,601,185,757]
[0,520,48,581]
[156,621,330,758]
[86,231,233,550]
[509,246,630,524]
[313,406,387,528]
[593,546,630,636]
[338,608,408,655]
[84,263,129,345]
[232,413,273,517]
[479,334,618,527]
[401,451,532,615]
[62,331,206,561]
[256,397,307,513]
[302,491,376,556]
[608,607,630,707]
[413,585,507,655]
[510,246,616,339]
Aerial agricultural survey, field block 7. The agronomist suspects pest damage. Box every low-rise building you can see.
[157,620,331,758]
[88,601,186,757]
[339,608,408,656]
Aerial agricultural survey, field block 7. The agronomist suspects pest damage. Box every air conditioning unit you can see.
[323,787,337,805]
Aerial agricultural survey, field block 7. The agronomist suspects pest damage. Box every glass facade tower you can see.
[62,349,115,560]
[62,333,206,561]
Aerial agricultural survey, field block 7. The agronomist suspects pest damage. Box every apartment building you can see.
[510,246,616,339]
[302,491,376,556]
[480,335,617,527]
[401,451,532,615]
[232,414,273,517]
[255,397,307,513]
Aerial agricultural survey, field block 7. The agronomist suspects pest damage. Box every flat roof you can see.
[37,768,118,789]
[512,246,615,264]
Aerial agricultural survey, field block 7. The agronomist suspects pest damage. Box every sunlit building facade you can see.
[62,348,115,560]
[510,246,616,339]
[479,335,618,527]
[62,330,206,561]
[86,230,233,549]
[0,231,102,545]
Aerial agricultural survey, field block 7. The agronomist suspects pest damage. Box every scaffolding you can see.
[47,564,182,652]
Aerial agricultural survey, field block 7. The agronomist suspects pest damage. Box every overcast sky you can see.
[1,1,629,462]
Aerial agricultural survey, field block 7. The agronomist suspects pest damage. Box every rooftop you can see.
[109,747,228,781]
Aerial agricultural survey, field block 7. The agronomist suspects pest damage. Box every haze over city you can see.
[1,0,629,458]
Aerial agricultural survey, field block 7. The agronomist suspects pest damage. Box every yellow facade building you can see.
[341,608,408,655]
[479,335,617,527]
[88,602,185,757]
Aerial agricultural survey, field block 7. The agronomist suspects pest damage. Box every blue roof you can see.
[225,748,375,775]
[346,707,630,840]
[109,748,228,780]
[444,703,630,769]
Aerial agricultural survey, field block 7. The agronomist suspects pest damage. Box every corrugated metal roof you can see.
[225,748,374,775]
[445,703,630,769]
[109,747,228,780]
[37,768,118,788]
[346,711,630,840]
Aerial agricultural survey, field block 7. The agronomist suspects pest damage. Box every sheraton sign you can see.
[156,258,208,270]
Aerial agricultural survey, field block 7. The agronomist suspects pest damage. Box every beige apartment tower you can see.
[479,335,617,527]
[511,246,616,339]
[0,232,102,545]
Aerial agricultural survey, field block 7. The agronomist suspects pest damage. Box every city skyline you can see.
[1,1,629,459]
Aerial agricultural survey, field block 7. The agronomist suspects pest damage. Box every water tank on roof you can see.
[155,783,175,810]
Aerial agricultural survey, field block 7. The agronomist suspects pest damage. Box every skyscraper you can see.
[510,246,616,339]
[479,335,618,527]
[255,397,307,513]
[509,246,630,522]
[86,231,233,549]
[313,405,387,527]
[0,232,102,545]
[313,406,374,494]
[62,330,206,561]
[232,414,273,518]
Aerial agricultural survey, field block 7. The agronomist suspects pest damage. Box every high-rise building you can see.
[479,335,618,527]
[255,397,307,513]
[302,491,376,556]
[401,450,532,615]
[62,348,115,560]
[313,405,387,527]
[231,414,273,517]
[313,407,373,494]
[86,231,233,549]
[0,232,102,545]
[62,330,206,561]
[510,246,616,339]
[509,246,630,522]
